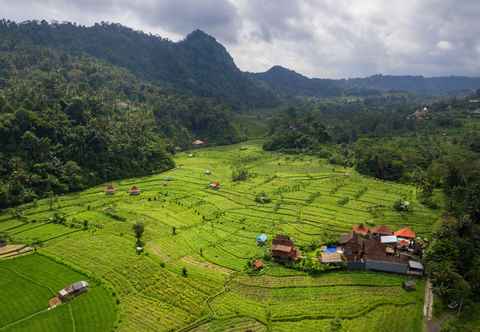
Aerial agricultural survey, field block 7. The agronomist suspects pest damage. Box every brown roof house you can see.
[129,186,141,196]
[371,225,393,238]
[105,184,116,195]
[271,235,300,263]
[352,224,370,237]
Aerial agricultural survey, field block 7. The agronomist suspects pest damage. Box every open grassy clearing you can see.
[0,254,116,332]
[0,141,441,331]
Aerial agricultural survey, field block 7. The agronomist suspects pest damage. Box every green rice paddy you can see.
[0,141,441,331]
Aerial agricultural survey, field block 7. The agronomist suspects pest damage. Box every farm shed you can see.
[129,186,141,196]
[320,252,343,264]
[407,260,424,276]
[352,224,370,237]
[192,139,205,146]
[395,227,416,239]
[403,280,416,291]
[58,281,89,300]
[209,181,221,190]
[105,184,116,195]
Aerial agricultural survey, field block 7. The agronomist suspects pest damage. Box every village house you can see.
[129,186,141,196]
[370,225,393,238]
[58,281,89,301]
[209,181,221,190]
[192,139,205,146]
[352,224,370,237]
[271,235,300,263]
[335,225,423,275]
[105,184,116,195]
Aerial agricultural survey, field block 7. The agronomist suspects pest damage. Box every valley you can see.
[0,142,441,332]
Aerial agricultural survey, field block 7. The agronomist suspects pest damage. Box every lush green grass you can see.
[0,142,441,331]
[0,254,116,332]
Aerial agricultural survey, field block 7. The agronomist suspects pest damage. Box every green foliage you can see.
[132,222,145,240]
[255,192,272,204]
[231,166,251,182]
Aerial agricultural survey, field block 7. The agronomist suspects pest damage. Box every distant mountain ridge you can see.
[1,19,480,106]
[252,65,480,98]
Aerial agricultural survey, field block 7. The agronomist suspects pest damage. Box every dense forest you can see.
[0,20,277,109]
[0,27,244,208]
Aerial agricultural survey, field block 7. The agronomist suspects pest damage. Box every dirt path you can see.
[424,279,435,331]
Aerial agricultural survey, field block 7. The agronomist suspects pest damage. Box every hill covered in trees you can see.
[0,20,277,109]
[0,25,244,208]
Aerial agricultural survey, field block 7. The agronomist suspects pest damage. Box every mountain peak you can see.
[185,29,216,42]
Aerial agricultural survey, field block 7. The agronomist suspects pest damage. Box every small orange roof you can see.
[352,224,369,236]
[395,227,416,239]
[253,259,264,270]
[130,186,140,191]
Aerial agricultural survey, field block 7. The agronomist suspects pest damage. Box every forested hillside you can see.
[0,33,243,208]
[0,20,277,108]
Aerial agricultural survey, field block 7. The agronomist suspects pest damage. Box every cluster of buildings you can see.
[254,224,424,276]
[322,224,424,275]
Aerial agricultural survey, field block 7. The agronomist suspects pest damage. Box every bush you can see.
[393,199,411,212]
[232,166,251,182]
[255,192,272,204]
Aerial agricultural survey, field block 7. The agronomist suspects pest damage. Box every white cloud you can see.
[437,40,453,50]
[0,0,479,78]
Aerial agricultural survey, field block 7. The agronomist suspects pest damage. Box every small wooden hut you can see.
[129,186,141,196]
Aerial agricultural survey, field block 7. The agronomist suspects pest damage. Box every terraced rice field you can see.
[0,142,441,331]
[0,254,116,332]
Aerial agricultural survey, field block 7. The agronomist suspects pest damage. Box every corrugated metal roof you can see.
[408,260,424,270]
[381,235,398,243]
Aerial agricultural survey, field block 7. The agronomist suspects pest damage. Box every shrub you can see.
[393,199,411,212]
[337,197,350,206]
[255,192,272,204]
[232,166,251,182]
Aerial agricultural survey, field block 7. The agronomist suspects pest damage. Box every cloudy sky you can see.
[1,0,480,78]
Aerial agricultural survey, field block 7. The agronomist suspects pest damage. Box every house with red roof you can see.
[209,181,221,190]
[394,227,416,239]
[252,259,264,270]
